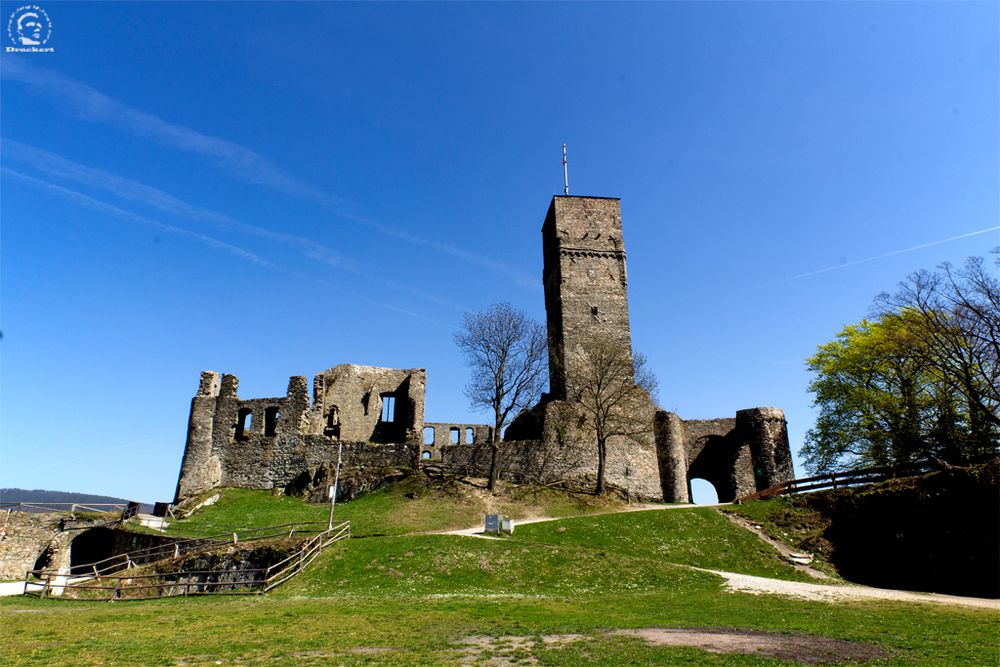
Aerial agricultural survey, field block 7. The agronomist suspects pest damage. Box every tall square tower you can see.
[542,196,633,400]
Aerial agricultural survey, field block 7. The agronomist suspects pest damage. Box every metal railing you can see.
[23,521,350,601]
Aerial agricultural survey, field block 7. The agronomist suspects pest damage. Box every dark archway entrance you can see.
[69,528,116,574]
[686,434,740,503]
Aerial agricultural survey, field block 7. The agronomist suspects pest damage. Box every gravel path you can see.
[706,569,1000,610]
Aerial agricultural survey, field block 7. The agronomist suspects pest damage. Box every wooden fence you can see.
[737,460,939,503]
[63,521,332,577]
[23,521,350,601]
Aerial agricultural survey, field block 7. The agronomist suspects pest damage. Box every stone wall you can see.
[543,196,633,400]
[175,365,427,501]
[311,365,426,444]
[421,422,493,461]
[654,409,794,503]
[439,399,663,501]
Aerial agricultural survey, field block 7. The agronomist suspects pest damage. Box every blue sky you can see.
[2,2,997,503]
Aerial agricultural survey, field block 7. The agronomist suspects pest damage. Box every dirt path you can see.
[705,568,1000,610]
[436,504,1000,611]
[430,502,728,537]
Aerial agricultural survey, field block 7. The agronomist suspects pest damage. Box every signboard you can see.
[484,514,501,534]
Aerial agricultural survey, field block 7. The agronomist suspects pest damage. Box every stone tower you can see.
[542,196,633,400]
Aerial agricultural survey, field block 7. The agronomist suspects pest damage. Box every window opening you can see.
[380,393,396,422]
[449,428,460,444]
[264,407,281,437]
[236,408,253,440]
[465,428,474,444]
[423,427,435,445]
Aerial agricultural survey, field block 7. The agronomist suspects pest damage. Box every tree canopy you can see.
[803,254,999,474]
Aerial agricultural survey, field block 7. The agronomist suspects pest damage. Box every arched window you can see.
[421,450,432,460]
[465,428,474,444]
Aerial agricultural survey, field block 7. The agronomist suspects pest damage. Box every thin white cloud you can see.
[2,167,444,322]
[1,167,274,267]
[3,59,333,203]
[754,226,1000,289]
[3,61,537,290]
[2,143,465,310]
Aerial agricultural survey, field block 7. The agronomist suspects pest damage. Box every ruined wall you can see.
[421,422,492,461]
[543,196,633,400]
[439,399,663,501]
[310,365,425,444]
[654,408,794,503]
[175,365,427,502]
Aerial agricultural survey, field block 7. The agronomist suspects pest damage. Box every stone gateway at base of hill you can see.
[173,195,794,504]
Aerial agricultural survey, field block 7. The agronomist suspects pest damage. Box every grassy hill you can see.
[2,477,997,666]
[152,474,630,538]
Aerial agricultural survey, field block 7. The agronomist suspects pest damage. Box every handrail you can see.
[24,521,351,601]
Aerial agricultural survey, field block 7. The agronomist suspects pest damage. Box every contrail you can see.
[2,167,274,267]
[755,226,1000,289]
[2,167,450,320]
[2,61,537,289]
[2,141,466,311]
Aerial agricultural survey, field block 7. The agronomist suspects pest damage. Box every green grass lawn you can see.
[4,483,997,666]
[150,477,627,538]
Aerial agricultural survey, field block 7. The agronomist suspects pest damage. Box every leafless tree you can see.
[564,337,659,495]
[454,303,548,491]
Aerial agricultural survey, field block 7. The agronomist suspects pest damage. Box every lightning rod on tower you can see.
[562,144,569,195]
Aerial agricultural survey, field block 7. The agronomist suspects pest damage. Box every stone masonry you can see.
[173,193,794,506]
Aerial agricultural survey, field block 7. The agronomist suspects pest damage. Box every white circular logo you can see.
[7,5,52,47]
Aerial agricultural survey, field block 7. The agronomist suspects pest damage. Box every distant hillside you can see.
[0,488,152,513]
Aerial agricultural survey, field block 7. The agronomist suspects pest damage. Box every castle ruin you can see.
[174,195,794,504]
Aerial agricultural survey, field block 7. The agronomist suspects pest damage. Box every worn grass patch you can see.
[1,587,996,665]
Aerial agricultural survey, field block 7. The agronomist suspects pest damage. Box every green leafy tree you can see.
[805,254,999,474]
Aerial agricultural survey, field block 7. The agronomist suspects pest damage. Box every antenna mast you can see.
[562,144,569,195]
